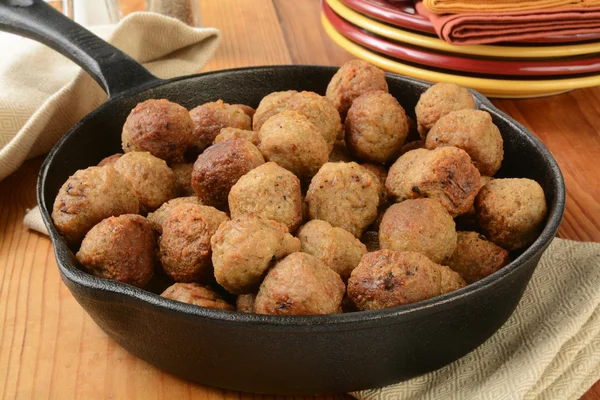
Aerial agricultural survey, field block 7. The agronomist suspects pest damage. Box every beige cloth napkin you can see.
[353,238,600,400]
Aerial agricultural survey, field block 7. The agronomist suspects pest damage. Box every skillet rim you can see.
[37,64,566,330]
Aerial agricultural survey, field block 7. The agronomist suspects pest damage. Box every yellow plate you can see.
[322,14,600,97]
[326,0,600,59]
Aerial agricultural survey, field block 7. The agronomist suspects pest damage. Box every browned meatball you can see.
[214,127,259,146]
[398,140,425,157]
[254,252,345,315]
[386,147,481,217]
[97,153,122,167]
[326,59,388,118]
[455,175,493,231]
[146,196,203,233]
[158,203,229,282]
[379,199,457,263]
[122,99,193,163]
[171,163,194,196]
[361,163,389,206]
[475,178,547,251]
[236,293,256,313]
[258,111,329,183]
[347,250,466,311]
[297,220,367,282]
[229,162,303,232]
[329,140,353,162]
[252,90,298,131]
[113,152,178,213]
[52,166,139,245]
[191,139,265,210]
[189,100,251,155]
[426,110,503,176]
[211,214,301,294]
[345,90,409,164]
[232,104,256,120]
[76,214,154,287]
[161,283,234,311]
[446,231,510,283]
[306,162,380,237]
[415,83,475,139]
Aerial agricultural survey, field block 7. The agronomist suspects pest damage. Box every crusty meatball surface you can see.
[236,293,257,313]
[252,90,298,132]
[475,178,547,251]
[161,283,234,311]
[97,153,122,167]
[121,99,193,163]
[347,250,466,311]
[214,127,259,146]
[146,196,203,234]
[232,104,256,120]
[52,166,139,245]
[171,163,195,196]
[76,214,154,288]
[254,252,345,315]
[361,163,389,207]
[211,214,301,294]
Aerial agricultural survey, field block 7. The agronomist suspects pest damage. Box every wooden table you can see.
[1,0,599,399]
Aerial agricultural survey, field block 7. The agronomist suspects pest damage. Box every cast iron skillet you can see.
[0,0,565,395]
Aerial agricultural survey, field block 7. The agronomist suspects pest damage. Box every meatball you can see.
[158,203,229,282]
[229,162,303,232]
[455,175,493,231]
[113,152,177,213]
[345,90,409,164]
[214,127,259,146]
[386,147,481,216]
[297,220,367,282]
[171,163,194,196]
[146,196,203,233]
[211,214,301,294]
[121,99,193,163]
[191,139,264,210]
[475,178,547,251]
[415,83,475,139]
[287,91,342,150]
[52,166,139,245]
[329,140,353,162]
[97,153,122,167]
[446,231,510,283]
[258,111,329,183]
[306,162,380,237]
[188,100,251,154]
[361,163,389,206]
[399,140,425,156]
[379,199,457,263]
[255,252,345,315]
[161,283,234,311]
[347,250,466,311]
[236,293,256,313]
[426,110,503,176]
[76,214,154,287]
[253,90,298,132]
[232,104,256,120]
[326,59,388,118]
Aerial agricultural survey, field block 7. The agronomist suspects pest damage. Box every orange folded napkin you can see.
[422,0,600,14]
[416,2,600,45]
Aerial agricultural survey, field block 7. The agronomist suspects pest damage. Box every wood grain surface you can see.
[1,0,599,399]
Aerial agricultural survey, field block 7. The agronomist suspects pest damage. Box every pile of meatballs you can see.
[52,59,548,315]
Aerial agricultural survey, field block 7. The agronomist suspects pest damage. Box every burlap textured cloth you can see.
[353,238,600,400]
[422,0,600,14]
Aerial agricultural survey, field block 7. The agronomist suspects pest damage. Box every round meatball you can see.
[345,90,409,164]
[286,91,342,150]
[121,99,193,163]
[326,59,389,118]
[475,178,547,251]
[297,220,367,281]
[171,163,194,196]
[347,250,466,311]
[446,231,510,283]
[426,110,503,176]
[415,83,475,139]
[258,111,328,183]
[191,139,265,210]
[161,283,234,311]
[211,214,301,294]
[232,104,256,120]
[52,166,139,245]
[189,100,251,155]
[158,203,229,282]
[236,293,256,313]
[214,127,259,146]
[76,214,154,287]
[386,147,481,216]
[306,162,380,238]
[229,162,303,232]
[255,252,345,315]
[146,196,203,233]
[329,140,353,162]
[253,90,298,132]
[97,153,122,167]
[113,152,178,213]
[379,199,457,263]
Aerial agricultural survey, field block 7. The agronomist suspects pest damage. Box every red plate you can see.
[324,1,600,77]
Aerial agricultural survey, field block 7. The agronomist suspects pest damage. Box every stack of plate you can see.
[322,0,600,97]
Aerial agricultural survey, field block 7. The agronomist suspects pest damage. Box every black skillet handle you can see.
[0,0,162,98]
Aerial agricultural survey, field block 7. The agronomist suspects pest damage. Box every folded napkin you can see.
[353,238,600,400]
[417,2,600,45]
[0,12,220,183]
[422,0,600,14]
